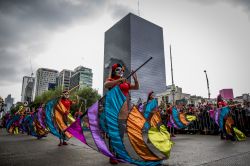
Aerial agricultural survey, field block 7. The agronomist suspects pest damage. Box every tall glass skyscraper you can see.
[103,13,167,103]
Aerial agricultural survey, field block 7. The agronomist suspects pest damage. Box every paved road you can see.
[0,129,250,166]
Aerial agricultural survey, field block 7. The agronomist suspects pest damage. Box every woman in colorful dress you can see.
[104,63,139,164]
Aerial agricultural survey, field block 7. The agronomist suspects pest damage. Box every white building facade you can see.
[35,68,58,97]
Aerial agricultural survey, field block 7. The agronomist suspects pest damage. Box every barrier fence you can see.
[162,107,250,136]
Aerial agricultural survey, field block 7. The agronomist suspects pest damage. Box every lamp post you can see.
[170,45,175,105]
[204,70,211,100]
[83,99,87,112]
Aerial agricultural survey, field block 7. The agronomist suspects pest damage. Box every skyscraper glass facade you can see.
[70,66,93,89]
[103,13,167,103]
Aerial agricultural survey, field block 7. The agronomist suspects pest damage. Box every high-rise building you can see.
[35,68,58,97]
[0,96,4,114]
[219,89,234,100]
[57,69,74,91]
[4,94,14,112]
[103,13,167,102]
[21,76,35,103]
[70,66,93,89]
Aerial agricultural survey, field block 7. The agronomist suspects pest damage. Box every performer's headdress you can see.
[62,90,69,94]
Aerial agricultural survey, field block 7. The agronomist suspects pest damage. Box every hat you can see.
[62,90,69,94]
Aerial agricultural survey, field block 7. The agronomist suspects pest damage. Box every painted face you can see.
[24,101,28,107]
[63,92,69,99]
[115,67,124,77]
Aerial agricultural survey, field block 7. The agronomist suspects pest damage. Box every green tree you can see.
[10,102,23,115]
[33,86,101,116]
[70,87,101,116]
[34,86,63,104]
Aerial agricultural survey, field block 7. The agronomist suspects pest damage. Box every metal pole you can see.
[204,70,211,99]
[80,57,153,118]
[126,57,152,79]
[84,99,87,112]
[170,45,175,105]
[137,0,140,16]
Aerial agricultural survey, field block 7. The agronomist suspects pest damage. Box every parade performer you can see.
[142,90,173,156]
[217,94,228,140]
[33,104,48,139]
[6,105,24,134]
[37,104,47,130]
[215,94,246,141]
[166,104,176,137]
[54,90,76,146]
[104,63,139,164]
[166,105,196,131]
[144,91,157,120]
[17,101,31,134]
[144,91,156,141]
[67,57,172,165]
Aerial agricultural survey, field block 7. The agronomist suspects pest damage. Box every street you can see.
[0,129,250,166]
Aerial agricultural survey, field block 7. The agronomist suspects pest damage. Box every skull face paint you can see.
[115,67,124,77]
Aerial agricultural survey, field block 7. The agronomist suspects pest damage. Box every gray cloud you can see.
[0,0,131,86]
[108,2,136,20]
[230,0,250,13]
[189,0,250,15]
[0,49,30,85]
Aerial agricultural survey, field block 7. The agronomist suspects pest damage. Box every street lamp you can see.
[170,45,175,105]
[204,70,211,100]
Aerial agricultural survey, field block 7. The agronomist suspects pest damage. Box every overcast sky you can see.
[0,0,249,102]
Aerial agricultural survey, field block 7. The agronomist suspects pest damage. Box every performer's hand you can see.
[118,78,126,83]
[132,70,137,81]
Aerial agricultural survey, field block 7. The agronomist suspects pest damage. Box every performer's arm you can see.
[104,78,125,89]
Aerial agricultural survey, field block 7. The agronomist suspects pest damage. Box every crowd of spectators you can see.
[158,99,250,137]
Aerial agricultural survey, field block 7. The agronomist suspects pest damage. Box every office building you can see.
[35,68,58,97]
[70,66,93,89]
[219,89,234,100]
[4,94,14,112]
[103,13,167,102]
[57,69,74,91]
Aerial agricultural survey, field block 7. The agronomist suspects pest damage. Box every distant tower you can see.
[4,94,14,112]
[21,76,35,102]
[103,13,167,102]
